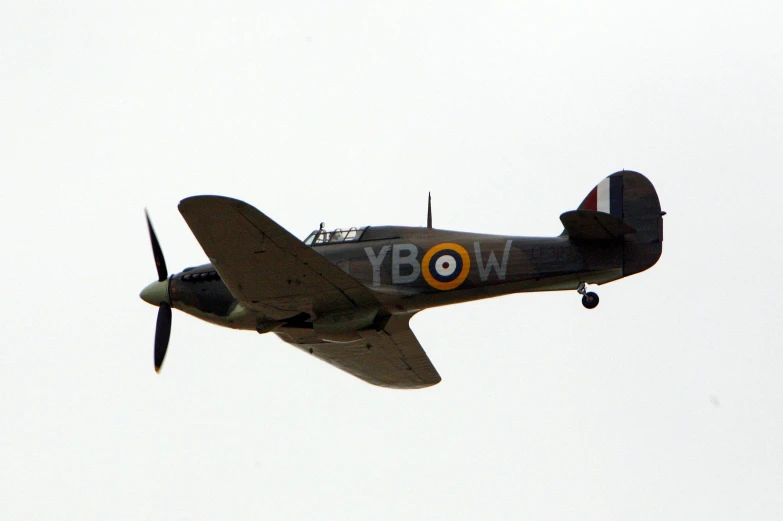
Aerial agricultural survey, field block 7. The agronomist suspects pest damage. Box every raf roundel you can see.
[422,243,471,290]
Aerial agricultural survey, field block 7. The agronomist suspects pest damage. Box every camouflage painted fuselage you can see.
[169,226,660,331]
[166,170,663,332]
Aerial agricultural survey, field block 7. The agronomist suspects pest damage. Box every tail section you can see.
[562,170,664,277]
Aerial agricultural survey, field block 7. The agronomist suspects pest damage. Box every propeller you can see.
[154,302,172,372]
[144,210,172,373]
[146,209,168,282]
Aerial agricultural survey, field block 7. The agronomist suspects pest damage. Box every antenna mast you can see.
[427,192,432,229]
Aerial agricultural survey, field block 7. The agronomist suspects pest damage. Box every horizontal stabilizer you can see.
[560,210,636,240]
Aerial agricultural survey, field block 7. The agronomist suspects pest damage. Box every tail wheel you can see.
[582,292,599,309]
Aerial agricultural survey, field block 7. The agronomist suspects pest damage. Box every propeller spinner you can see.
[141,210,172,373]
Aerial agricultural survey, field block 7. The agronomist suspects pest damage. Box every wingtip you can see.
[178,195,250,217]
[179,194,238,205]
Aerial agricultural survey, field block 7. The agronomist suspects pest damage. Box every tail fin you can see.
[561,170,664,276]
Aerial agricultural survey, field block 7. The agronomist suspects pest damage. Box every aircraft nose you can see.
[140,279,170,306]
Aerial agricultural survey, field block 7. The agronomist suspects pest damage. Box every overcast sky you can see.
[2,2,782,520]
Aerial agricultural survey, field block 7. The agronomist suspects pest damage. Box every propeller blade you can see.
[145,209,168,282]
[154,302,172,373]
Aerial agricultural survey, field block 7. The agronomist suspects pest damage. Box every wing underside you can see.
[276,314,441,389]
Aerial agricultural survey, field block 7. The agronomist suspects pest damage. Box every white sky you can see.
[1,2,781,519]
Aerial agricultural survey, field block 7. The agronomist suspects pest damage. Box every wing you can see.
[275,313,442,389]
[178,196,379,320]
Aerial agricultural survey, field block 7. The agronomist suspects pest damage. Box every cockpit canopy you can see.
[304,226,368,246]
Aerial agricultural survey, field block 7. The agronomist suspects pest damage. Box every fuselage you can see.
[165,226,628,330]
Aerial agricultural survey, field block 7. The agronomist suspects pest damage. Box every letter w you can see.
[473,240,513,281]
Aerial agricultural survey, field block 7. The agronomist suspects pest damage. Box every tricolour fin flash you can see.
[579,175,623,217]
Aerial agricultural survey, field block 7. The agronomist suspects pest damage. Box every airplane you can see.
[140,170,664,389]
